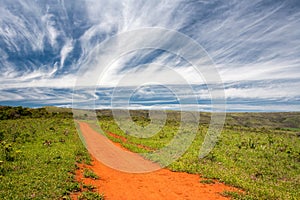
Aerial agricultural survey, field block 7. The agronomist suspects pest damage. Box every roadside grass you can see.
[200,179,215,184]
[83,168,99,180]
[78,191,105,200]
[98,116,300,200]
[221,190,245,199]
[0,117,91,199]
[83,184,96,191]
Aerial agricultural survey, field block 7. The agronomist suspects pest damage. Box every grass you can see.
[83,169,99,180]
[0,117,91,199]
[221,190,245,199]
[78,191,105,200]
[1,107,299,199]
[83,184,96,191]
[97,113,300,200]
[200,179,215,184]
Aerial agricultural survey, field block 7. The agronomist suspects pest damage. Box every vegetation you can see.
[1,106,299,199]
[199,179,215,184]
[78,191,105,200]
[83,169,99,180]
[0,106,72,120]
[97,109,300,129]
[97,111,300,200]
[0,106,91,199]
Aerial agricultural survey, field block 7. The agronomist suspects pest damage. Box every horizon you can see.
[2,104,300,114]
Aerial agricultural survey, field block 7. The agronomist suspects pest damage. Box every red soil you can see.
[74,122,239,200]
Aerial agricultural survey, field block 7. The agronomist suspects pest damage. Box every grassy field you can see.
[97,110,300,200]
[1,106,299,199]
[0,107,94,199]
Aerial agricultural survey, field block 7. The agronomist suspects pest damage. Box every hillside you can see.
[96,109,300,129]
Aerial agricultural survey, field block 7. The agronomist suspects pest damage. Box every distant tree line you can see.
[0,106,72,120]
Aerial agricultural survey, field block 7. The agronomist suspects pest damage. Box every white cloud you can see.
[60,39,73,68]
[0,0,299,111]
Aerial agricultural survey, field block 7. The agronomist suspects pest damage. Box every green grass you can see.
[78,191,105,200]
[0,117,90,199]
[83,169,99,180]
[221,190,246,199]
[98,115,300,200]
[1,107,298,200]
[200,179,215,184]
[83,184,96,191]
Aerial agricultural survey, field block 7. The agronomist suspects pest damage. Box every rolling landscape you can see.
[1,0,300,199]
[0,106,299,199]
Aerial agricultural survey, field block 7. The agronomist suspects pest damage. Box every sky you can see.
[0,0,299,112]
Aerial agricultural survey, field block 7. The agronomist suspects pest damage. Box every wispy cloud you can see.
[0,0,299,111]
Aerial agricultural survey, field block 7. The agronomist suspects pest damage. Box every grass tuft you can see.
[83,169,99,180]
[78,191,105,200]
[200,179,215,184]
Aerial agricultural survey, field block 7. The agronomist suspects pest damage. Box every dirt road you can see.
[76,122,238,200]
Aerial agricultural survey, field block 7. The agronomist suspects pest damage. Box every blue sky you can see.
[0,0,299,111]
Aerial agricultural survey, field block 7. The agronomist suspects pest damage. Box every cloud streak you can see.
[0,0,299,111]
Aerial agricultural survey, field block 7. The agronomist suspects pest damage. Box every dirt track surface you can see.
[77,122,238,200]
[79,122,160,173]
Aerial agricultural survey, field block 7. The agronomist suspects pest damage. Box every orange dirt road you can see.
[76,122,238,200]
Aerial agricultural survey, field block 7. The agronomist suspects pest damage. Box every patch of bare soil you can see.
[74,122,240,200]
